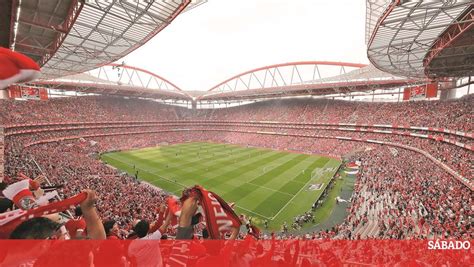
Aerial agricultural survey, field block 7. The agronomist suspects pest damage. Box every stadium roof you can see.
[12,1,453,101]
[32,63,191,100]
[31,61,424,101]
[366,0,473,78]
[7,0,194,79]
[197,62,422,101]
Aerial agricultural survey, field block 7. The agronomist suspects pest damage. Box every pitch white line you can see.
[270,161,339,220]
[234,205,272,220]
[148,174,274,219]
[246,182,293,197]
[270,176,313,221]
[147,175,187,189]
[106,150,340,222]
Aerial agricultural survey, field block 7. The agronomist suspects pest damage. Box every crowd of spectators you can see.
[183,95,473,132]
[7,123,470,180]
[332,147,472,240]
[0,96,178,124]
[0,95,472,247]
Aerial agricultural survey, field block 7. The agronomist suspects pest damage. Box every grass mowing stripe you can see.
[111,145,251,174]
[108,145,275,192]
[101,156,184,192]
[248,154,308,186]
[112,146,266,184]
[246,182,293,197]
[270,168,317,221]
[253,191,293,218]
[126,143,234,163]
[129,142,226,156]
[222,153,305,202]
[102,142,342,231]
[270,159,340,225]
[234,205,273,220]
[153,146,252,172]
[234,155,316,216]
[172,149,273,184]
[153,146,269,177]
[180,150,274,179]
[146,149,272,188]
[277,159,326,195]
[203,151,292,190]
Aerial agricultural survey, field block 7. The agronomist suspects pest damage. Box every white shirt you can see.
[128,230,163,266]
[141,229,162,240]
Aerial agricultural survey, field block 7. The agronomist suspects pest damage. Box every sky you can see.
[121,0,369,91]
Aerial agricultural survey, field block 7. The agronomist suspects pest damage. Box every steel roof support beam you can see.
[367,0,472,77]
[424,8,474,77]
[39,0,83,67]
[40,0,191,79]
[18,18,68,33]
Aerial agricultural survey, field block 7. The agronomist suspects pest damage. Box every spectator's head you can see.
[74,206,82,217]
[191,213,202,226]
[202,228,209,239]
[0,182,7,191]
[103,220,117,236]
[10,217,62,239]
[0,198,14,213]
[133,220,149,238]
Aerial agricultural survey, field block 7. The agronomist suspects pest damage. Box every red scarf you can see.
[166,197,181,227]
[0,192,87,238]
[182,185,241,239]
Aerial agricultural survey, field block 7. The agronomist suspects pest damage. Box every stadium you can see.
[0,0,472,266]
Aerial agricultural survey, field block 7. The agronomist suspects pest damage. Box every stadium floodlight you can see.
[111,62,126,79]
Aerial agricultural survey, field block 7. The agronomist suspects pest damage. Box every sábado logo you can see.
[428,240,471,250]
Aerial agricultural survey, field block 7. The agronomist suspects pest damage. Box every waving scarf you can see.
[0,192,87,238]
[182,185,241,239]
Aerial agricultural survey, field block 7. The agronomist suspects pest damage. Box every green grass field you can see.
[101,142,341,230]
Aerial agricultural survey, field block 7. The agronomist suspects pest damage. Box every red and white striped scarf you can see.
[0,192,87,238]
[182,185,241,239]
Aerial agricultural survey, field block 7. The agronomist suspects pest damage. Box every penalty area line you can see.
[234,205,272,220]
[270,166,321,221]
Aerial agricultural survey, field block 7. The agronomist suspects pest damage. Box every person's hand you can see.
[80,189,97,211]
[179,196,198,227]
[159,203,166,213]
[79,189,105,239]
[33,187,44,198]
[182,196,198,213]
[34,175,47,185]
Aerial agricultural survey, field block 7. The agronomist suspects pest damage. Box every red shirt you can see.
[107,234,120,240]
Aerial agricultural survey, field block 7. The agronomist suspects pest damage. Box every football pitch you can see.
[101,142,341,230]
